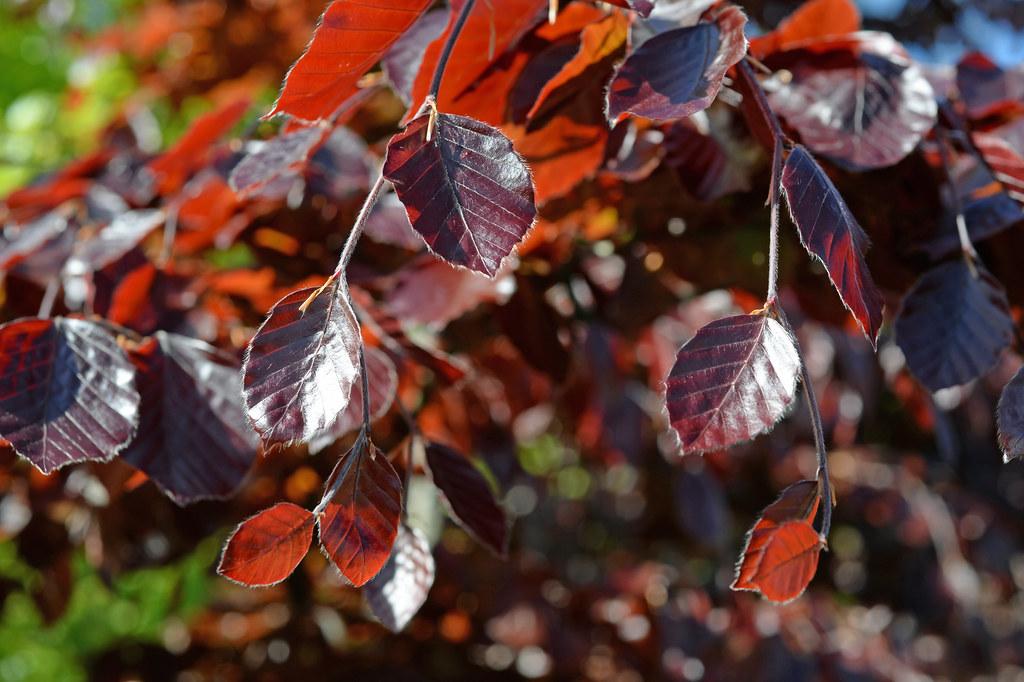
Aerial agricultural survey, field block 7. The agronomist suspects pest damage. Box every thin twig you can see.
[935,126,978,270]
[357,333,372,433]
[428,0,477,101]
[800,358,832,540]
[766,136,783,304]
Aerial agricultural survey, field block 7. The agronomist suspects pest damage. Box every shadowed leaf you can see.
[998,367,1024,462]
[781,145,884,345]
[242,283,361,446]
[382,8,449,105]
[383,112,536,277]
[665,314,801,455]
[956,52,1024,121]
[218,503,314,586]
[229,126,328,198]
[318,437,403,586]
[425,441,508,556]
[365,524,435,632]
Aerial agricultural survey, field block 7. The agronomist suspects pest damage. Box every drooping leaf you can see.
[424,441,508,556]
[310,346,398,452]
[318,437,403,586]
[732,480,822,603]
[956,52,1024,121]
[267,0,433,122]
[122,332,258,506]
[781,145,884,345]
[664,314,801,455]
[768,33,937,170]
[383,112,537,277]
[217,503,315,587]
[894,260,1013,392]
[605,7,747,123]
[229,126,329,199]
[748,0,860,58]
[382,8,450,105]
[242,283,362,446]
[998,367,1024,462]
[365,524,435,632]
[0,317,141,474]
[664,119,751,201]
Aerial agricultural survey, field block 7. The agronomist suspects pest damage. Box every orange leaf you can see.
[748,0,860,59]
[218,502,315,586]
[732,519,823,603]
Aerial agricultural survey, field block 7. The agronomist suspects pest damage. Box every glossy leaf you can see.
[383,112,536,277]
[242,283,362,446]
[217,503,314,586]
[147,99,249,193]
[0,317,140,474]
[229,126,328,198]
[365,524,435,632]
[606,7,747,123]
[318,437,403,586]
[998,367,1024,462]
[122,332,258,506]
[310,346,398,452]
[602,0,654,16]
[664,314,801,455]
[424,441,508,556]
[749,0,860,58]
[268,0,432,122]
[66,209,164,273]
[894,260,1013,392]
[781,145,884,345]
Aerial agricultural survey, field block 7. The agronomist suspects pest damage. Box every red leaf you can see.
[606,7,747,123]
[242,283,362,446]
[425,442,508,556]
[768,33,937,170]
[0,317,141,474]
[268,0,432,122]
[894,260,1013,392]
[318,438,403,586]
[383,113,536,277]
[781,145,884,345]
[385,254,504,327]
[365,523,435,632]
[218,502,314,586]
[122,333,258,506]
[664,314,801,455]
[749,0,860,59]
[998,367,1024,462]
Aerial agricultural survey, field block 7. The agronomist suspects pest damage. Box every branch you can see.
[428,0,477,102]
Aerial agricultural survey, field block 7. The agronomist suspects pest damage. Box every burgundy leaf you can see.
[310,346,398,452]
[0,317,140,474]
[956,52,1024,121]
[365,523,435,632]
[383,112,537,277]
[664,121,751,201]
[605,7,747,124]
[318,437,403,586]
[768,33,936,170]
[781,145,884,345]
[229,126,328,198]
[998,367,1024,462]
[895,260,1012,391]
[242,283,361,446]
[381,8,449,105]
[268,0,432,122]
[664,314,801,455]
[218,503,314,586]
[424,441,508,556]
[122,332,258,505]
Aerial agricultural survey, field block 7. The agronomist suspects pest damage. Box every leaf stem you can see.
[357,338,372,433]
[37,278,60,318]
[766,136,783,304]
[738,59,786,145]
[935,125,978,269]
[800,358,832,539]
[428,0,477,101]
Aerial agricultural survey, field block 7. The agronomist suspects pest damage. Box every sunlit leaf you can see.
[425,441,508,556]
[310,346,398,452]
[218,503,314,586]
[749,0,860,58]
[365,524,435,632]
[66,209,164,273]
[229,126,328,199]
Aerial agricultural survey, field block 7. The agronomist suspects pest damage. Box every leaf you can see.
[605,7,747,124]
[602,0,655,16]
[998,367,1024,462]
[894,260,1013,392]
[242,283,362,446]
[956,52,1024,121]
[318,437,403,586]
[664,314,801,455]
[382,8,450,105]
[974,132,1024,204]
[0,317,141,474]
[229,126,328,199]
[0,212,68,272]
[749,0,860,58]
[768,33,937,170]
[309,346,398,453]
[217,503,314,587]
[424,441,508,556]
[383,112,537,277]
[122,332,258,506]
[267,0,433,122]
[781,145,884,345]
[364,524,435,632]
[664,120,751,201]
[732,480,823,603]
[363,192,423,250]
[66,209,165,272]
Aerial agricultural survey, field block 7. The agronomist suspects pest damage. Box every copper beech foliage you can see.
[5,0,1024,640]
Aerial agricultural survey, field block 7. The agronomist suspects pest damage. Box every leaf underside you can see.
[365,524,435,632]
[425,442,508,556]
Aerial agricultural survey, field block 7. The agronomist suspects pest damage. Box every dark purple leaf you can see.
[781,145,884,345]
[604,0,655,16]
[229,126,327,198]
[664,121,750,200]
[383,112,537,277]
[122,332,258,505]
[0,317,140,474]
[956,52,1024,121]
[309,346,398,453]
[998,367,1024,462]
[381,8,449,105]
[605,7,747,124]
[365,523,435,632]
[306,127,373,202]
[425,441,508,556]
[664,314,801,455]
[0,212,68,272]
[894,260,1013,391]
[242,283,361,446]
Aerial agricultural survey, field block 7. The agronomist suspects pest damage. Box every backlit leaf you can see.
[749,0,860,58]
[425,441,508,556]
[242,283,362,446]
[664,314,801,455]
[310,346,398,452]
[365,524,435,632]
[606,7,747,123]
[894,260,1013,392]
[974,132,1024,204]
[318,437,403,586]
[781,145,884,345]
[998,367,1024,462]
[383,112,536,277]
[218,502,314,586]
[0,317,140,474]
